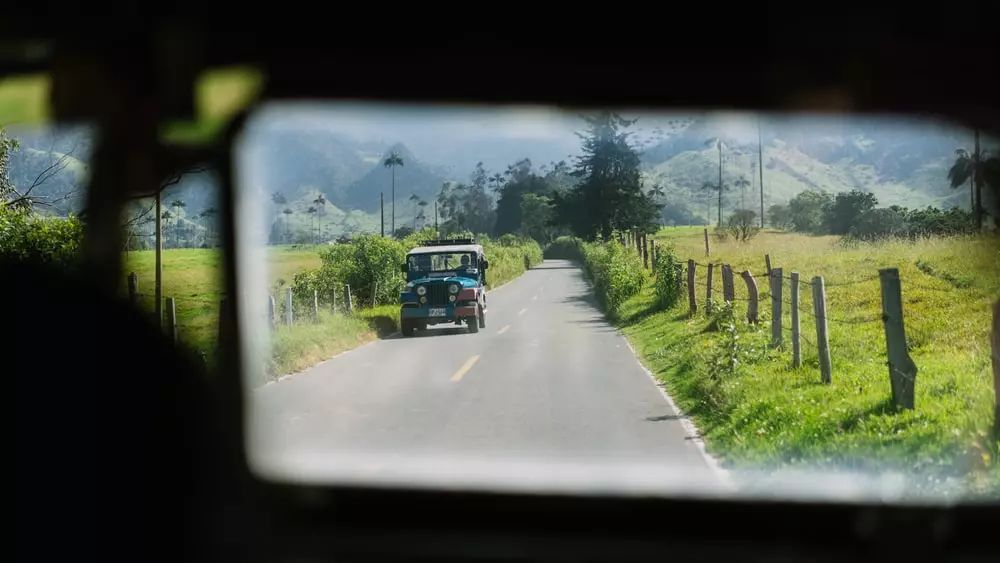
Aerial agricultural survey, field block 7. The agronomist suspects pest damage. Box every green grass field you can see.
[123,245,322,357]
[618,227,999,496]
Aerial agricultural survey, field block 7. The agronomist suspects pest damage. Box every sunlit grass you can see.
[123,246,321,357]
[619,227,1000,496]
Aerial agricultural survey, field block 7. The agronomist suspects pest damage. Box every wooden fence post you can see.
[765,254,772,277]
[313,289,320,320]
[812,276,832,384]
[722,264,735,303]
[268,294,276,328]
[165,297,178,344]
[992,300,999,437]
[332,285,337,314]
[770,267,783,347]
[127,272,139,306]
[706,263,714,314]
[687,259,697,314]
[650,240,657,267]
[284,287,294,326]
[704,228,710,256]
[741,269,759,324]
[880,268,917,409]
[344,284,354,315]
[790,271,801,367]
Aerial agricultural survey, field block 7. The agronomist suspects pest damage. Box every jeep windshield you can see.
[408,253,476,275]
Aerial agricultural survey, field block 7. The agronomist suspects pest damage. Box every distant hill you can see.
[254,127,378,205]
[640,117,978,222]
[340,143,448,212]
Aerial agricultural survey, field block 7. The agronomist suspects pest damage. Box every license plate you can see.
[428,308,447,317]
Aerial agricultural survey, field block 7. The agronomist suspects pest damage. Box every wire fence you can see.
[674,252,960,409]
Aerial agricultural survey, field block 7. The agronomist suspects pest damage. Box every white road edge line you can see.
[621,337,735,490]
[497,324,511,335]
[518,308,528,316]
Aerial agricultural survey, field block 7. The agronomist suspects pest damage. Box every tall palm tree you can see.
[161,209,173,248]
[646,183,666,200]
[734,175,751,211]
[199,207,217,247]
[312,194,326,242]
[282,208,293,242]
[705,138,725,226]
[306,206,317,243]
[490,173,504,192]
[170,200,186,247]
[416,199,429,229]
[383,151,404,236]
[948,130,1000,229]
[699,181,716,224]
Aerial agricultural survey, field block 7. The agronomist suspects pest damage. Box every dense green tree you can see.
[787,190,832,233]
[553,112,659,240]
[822,189,877,235]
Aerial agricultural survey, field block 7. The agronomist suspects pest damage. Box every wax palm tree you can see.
[383,151,404,235]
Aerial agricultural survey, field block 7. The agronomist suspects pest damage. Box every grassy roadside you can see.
[123,245,322,358]
[126,237,542,381]
[588,228,999,496]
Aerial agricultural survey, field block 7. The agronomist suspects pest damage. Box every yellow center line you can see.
[497,324,511,335]
[518,308,528,316]
[449,354,481,383]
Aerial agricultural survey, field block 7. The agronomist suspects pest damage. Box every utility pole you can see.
[380,192,384,237]
[434,201,439,236]
[717,140,723,227]
[758,118,765,228]
[154,189,162,324]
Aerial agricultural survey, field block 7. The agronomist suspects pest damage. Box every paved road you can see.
[250,260,724,495]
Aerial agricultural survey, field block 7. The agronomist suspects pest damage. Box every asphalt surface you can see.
[250,260,723,495]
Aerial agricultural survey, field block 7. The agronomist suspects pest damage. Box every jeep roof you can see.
[406,244,484,256]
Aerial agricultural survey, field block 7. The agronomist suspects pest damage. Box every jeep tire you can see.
[401,318,416,337]
[478,305,486,329]
[468,312,480,333]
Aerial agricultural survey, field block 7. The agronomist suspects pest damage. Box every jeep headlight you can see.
[416,285,427,296]
[448,284,460,294]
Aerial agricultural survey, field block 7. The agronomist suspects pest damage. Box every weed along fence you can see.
[669,253,992,411]
[127,272,382,347]
[619,234,1000,420]
[267,283,360,328]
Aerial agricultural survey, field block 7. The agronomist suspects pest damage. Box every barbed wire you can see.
[824,275,880,287]
[826,315,882,325]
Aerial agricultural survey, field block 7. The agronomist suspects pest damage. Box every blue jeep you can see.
[399,238,489,336]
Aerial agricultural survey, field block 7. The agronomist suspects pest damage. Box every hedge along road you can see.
[249,259,725,496]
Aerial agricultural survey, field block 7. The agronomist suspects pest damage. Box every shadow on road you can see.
[382,325,473,340]
[645,414,687,422]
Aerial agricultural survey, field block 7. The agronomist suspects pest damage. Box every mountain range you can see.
[6,112,988,237]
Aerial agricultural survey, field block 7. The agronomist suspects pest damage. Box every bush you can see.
[848,207,909,240]
[291,229,541,310]
[788,190,832,233]
[294,234,406,308]
[481,236,542,287]
[727,209,760,242]
[0,206,83,267]
[652,244,681,309]
[822,189,878,235]
[581,241,645,315]
[544,236,586,260]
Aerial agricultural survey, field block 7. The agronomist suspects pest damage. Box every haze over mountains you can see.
[7,105,987,238]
